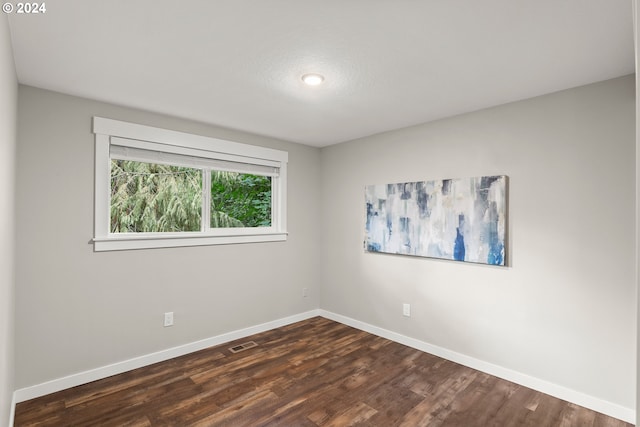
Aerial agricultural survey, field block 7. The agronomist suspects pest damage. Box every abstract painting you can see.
[365,176,507,266]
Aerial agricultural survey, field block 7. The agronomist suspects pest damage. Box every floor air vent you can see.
[229,341,258,353]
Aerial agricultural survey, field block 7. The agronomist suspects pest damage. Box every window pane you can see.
[110,160,202,233]
[210,171,272,228]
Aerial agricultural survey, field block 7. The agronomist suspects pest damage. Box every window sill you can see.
[93,232,288,252]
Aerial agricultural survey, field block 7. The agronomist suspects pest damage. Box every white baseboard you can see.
[9,391,16,427]
[318,310,635,424]
[11,308,635,425]
[13,309,321,404]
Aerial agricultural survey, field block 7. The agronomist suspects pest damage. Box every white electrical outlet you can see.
[164,312,174,327]
[403,304,411,317]
[302,287,309,298]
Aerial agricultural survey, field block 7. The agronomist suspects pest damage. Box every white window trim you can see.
[93,117,288,251]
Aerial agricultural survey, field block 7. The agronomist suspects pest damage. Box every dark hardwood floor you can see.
[15,317,631,426]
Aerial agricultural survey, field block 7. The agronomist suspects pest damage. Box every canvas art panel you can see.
[365,176,507,266]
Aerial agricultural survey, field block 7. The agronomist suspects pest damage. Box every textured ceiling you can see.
[7,0,635,147]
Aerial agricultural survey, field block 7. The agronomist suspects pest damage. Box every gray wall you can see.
[0,14,17,427]
[636,3,640,425]
[320,76,636,410]
[14,86,321,389]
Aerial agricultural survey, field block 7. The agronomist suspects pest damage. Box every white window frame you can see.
[93,117,288,251]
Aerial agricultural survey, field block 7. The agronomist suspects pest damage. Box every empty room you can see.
[1,1,639,426]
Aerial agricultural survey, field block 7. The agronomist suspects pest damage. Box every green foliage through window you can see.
[110,160,202,233]
[110,160,272,233]
[210,171,271,228]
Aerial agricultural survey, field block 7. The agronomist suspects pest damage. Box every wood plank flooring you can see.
[15,317,632,426]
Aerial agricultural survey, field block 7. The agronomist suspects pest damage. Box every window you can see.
[93,117,288,251]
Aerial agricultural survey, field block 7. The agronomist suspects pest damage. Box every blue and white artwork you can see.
[365,176,507,266]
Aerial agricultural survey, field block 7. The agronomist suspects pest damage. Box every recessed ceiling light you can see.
[301,73,324,86]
